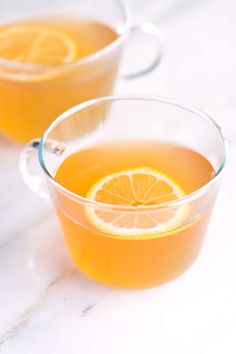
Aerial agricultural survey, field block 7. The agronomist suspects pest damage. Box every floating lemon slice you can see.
[86,167,188,237]
[0,24,78,65]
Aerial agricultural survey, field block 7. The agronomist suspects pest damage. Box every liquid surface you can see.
[56,140,215,198]
[0,17,117,64]
[54,141,216,288]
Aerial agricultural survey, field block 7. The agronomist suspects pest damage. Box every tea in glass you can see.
[0,17,118,142]
[55,140,215,288]
[20,97,226,288]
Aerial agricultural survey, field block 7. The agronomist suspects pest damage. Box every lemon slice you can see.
[0,24,78,65]
[86,167,188,237]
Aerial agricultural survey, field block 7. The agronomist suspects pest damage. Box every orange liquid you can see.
[54,141,215,288]
[0,17,118,142]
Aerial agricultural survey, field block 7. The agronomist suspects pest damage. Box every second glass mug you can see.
[0,0,162,142]
[20,97,227,288]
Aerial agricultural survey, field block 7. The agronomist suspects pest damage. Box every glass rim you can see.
[39,95,228,213]
[0,0,131,73]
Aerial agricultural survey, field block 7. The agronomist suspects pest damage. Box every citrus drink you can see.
[0,17,118,142]
[54,140,215,288]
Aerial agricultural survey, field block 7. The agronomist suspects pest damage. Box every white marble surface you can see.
[1,0,236,353]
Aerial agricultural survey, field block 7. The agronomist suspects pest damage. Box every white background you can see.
[0,0,236,353]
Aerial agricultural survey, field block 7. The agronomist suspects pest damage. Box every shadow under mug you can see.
[0,0,162,143]
[20,96,227,288]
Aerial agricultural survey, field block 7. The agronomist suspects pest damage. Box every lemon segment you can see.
[0,24,78,65]
[86,167,189,237]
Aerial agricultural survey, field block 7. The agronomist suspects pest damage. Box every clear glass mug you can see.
[0,0,162,142]
[20,97,227,288]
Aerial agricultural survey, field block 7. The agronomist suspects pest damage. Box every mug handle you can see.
[19,139,49,199]
[120,22,163,80]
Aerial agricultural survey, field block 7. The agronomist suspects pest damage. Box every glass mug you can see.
[0,0,162,142]
[20,97,227,288]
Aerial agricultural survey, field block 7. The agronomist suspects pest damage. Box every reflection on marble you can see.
[1,0,236,353]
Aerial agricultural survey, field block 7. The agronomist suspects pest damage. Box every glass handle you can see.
[120,22,163,80]
[19,139,49,199]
